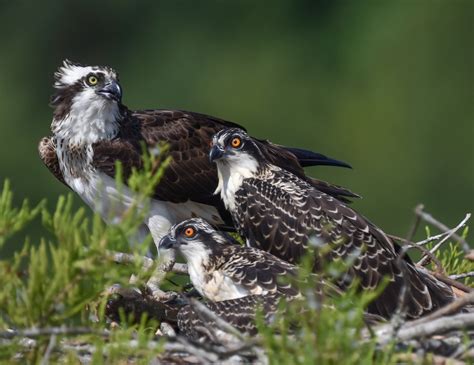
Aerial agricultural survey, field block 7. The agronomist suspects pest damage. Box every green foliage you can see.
[0,180,44,248]
[0,150,471,362]
[0,151,171,363]
[257,247,388,365]
[435,231,474,286]
[255,234,473,365]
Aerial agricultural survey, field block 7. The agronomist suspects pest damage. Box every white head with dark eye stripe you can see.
[50,60,123,145]
[158,218,230,262]
[210,128,264,210]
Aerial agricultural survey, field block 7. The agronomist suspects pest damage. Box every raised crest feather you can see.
[53,59,102,89]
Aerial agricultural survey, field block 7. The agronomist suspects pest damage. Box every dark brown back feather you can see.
[233,167,455,318]
[39,108,358,225]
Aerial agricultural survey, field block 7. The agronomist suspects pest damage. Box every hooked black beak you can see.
[158,235,177,250]
[98,81,122,102]
[209,145,225,163]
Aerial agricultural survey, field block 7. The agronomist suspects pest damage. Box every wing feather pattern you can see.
[39,109,359,218]
[212,244,301,299]
[177,294,281,340]
[232,167,454,318]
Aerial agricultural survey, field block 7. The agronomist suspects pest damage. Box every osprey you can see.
[158,218,302,302]
[209,128,455,319]
[39,60,357,244]
[158,218,341,339]
[177,294,281,340]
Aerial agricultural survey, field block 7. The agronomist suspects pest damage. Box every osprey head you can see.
[210,128,264,210]
[50,60,123,144]
[210,128,264,168]
[158,218,229,260]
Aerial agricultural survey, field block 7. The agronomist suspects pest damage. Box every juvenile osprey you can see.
[158,218,301,302]
[177,294,281,340]
[209,128,455,318]
[39,60,356,243]
[158,218,343,339]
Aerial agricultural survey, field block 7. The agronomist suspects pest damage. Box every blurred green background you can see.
[0,0,472,247]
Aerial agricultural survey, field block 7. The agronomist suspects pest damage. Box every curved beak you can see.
[158,235,178,250]
[209,145,225,163]
[98,80,122,102]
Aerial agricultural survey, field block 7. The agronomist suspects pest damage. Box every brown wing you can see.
[39,108,357,210]
[93,109,358,207]
[89,110,242,225]
[177,294,281,340]
[38,137,67,186]
[235,168,454,318]
[217,245,301,298]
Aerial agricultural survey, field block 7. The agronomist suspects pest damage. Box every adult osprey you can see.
[39,60,356,244]
[209,128,455,319]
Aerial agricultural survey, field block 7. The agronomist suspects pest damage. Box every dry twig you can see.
[415,205,471,254]
[0,327,109,339]
[417,213,471,266]
[450,272,474,281]
[106,250,188,274]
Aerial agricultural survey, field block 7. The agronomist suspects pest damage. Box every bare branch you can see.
[0,327,109,339]
[40,334,56,365]
[106,250,188,274]
[415,205,471,254]
[380,312,474,344]
[146,250,178,300]
[450,271,474,281]
[417,213,471,266]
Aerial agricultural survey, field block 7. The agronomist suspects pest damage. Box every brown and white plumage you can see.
[177,294,281,341]
[158,218,305,302]
[210,128,455,319]
[39,60,357,244]
[158,218,341,339]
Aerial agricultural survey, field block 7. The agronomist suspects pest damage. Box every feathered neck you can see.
[214,155,262,211]
[51,90,123,146]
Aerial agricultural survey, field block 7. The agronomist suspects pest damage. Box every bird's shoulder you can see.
[128,108,246,144]
[240,165,312,199]
[211,244,299,297]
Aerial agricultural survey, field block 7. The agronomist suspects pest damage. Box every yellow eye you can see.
[184,227,196,238]
[87,75,98,85]
[231,137,242,148]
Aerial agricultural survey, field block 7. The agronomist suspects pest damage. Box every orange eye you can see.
[184,227,196,238]
[231,137,242,148]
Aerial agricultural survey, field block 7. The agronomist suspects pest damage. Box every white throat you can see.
[52,90,122,227]
[214,155,259,211]
[179,244,211,296]
[53,91,120,146]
